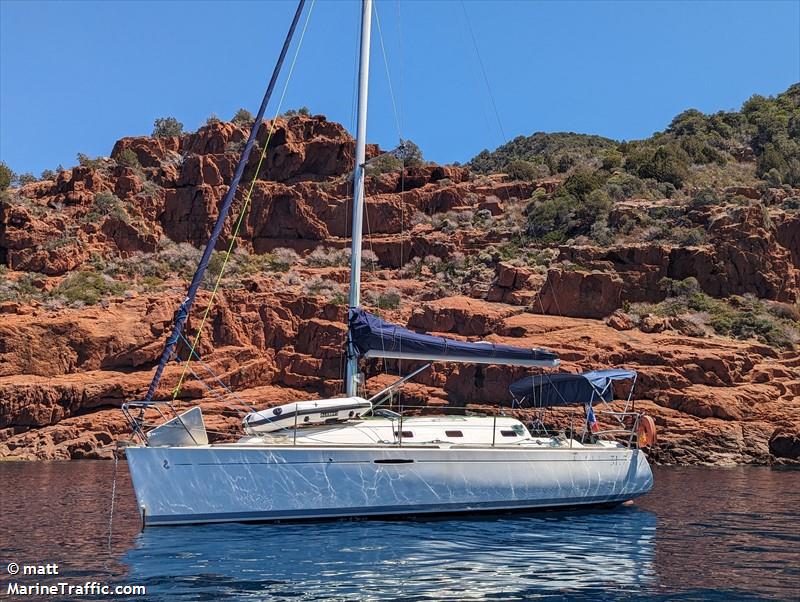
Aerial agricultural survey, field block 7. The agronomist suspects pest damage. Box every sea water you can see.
[1,462,797,601]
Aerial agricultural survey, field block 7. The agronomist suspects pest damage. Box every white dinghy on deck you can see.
[243,398,372,434]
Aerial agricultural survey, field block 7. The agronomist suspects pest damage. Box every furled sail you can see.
[509,369,637,406]
[348,309,559,367]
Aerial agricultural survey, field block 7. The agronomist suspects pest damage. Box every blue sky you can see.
[1,0,798,176]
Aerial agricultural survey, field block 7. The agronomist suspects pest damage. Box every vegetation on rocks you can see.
[627,278,799,349]
[232,108,254,126]
[152,116,184,138]
[470,132,616,176]
[470,84,800,189]
[0,161,13,190]
[51,271,128,306]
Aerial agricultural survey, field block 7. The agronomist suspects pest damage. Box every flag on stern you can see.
[586,404,600,433]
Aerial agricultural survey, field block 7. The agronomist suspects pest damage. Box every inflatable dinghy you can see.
[243,397,372,434]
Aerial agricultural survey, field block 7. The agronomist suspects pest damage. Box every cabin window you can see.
[500,430,517,437]
[445,430,464,438]
[394,431,413,438]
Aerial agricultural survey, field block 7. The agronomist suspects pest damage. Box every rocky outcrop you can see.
[769,426,800,463]
[1,114,798,463]
[1,291,796,464]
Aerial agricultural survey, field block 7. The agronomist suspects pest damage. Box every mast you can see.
[345,0,373,397]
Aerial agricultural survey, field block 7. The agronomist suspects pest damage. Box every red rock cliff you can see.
[0,115,798,464]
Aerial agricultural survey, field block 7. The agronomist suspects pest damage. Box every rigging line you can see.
[394,0,405,135]
[177,332,256,413]
[144,0,308,404]
[458,0,542,283]
[172,0,317,400]
[361,186,388,376]
[459,0,506,142]
[374,0,402,141]
[182,358,247,417]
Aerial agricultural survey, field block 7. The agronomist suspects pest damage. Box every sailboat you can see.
[122,0,654,526]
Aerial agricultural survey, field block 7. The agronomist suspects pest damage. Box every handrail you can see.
[125,399,647,450]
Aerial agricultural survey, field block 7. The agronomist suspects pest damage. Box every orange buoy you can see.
[637,415,657,448]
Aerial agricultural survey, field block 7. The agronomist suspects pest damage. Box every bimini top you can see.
[509,369,637,406]
[349,308,559,367]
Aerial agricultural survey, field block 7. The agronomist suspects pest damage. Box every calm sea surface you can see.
[0,462,798,601]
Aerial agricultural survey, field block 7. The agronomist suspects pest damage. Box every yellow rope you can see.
[171,0,316,400]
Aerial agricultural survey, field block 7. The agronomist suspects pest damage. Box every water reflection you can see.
[2,462,799,601]
[125,508,657,601]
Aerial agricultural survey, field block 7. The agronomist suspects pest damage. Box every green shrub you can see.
[306,246,350,267]
[303,276,343,299]
[626,144,690,189]
[281,107,311,118]
[88,191,129,222]
[370,288,402,310]
[232,108,254,126]
[139,275,166,291]
[526,195,576,243]
[690,188,719,208]
[638,282,796,349]
[601,149,623,170]
[603,172,647,201]
[526,169,611,242]
[152,116,183,138]
[42,233,73,251]
[399,139,424,166]
[51,271,127,305]
[205,113,221,126]
[556,153,575,173]
[267,247,300,272]
[16,173,37,185]
[506,159,540,181]
[468,132,615,175]
[670,226,706,246]
[563,169,607,201]
[366,153,403,176]
[77,153,105,170]
[40,169,57,181]
[0,161,13,190]
[113,147,141,169]
[0,273,40,303]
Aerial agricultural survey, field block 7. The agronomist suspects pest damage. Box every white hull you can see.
[126,444,653,526]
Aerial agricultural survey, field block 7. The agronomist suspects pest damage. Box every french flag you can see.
[587,404,600,433]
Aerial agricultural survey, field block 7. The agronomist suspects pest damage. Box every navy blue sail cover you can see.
[509,369,636,406]
[348,309,558,364]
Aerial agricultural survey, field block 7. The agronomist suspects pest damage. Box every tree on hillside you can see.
[399,139,424,166]
[152,116,183,138]
[0,161,14,190]
[232,108,254,126]
[506,159,540,181]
